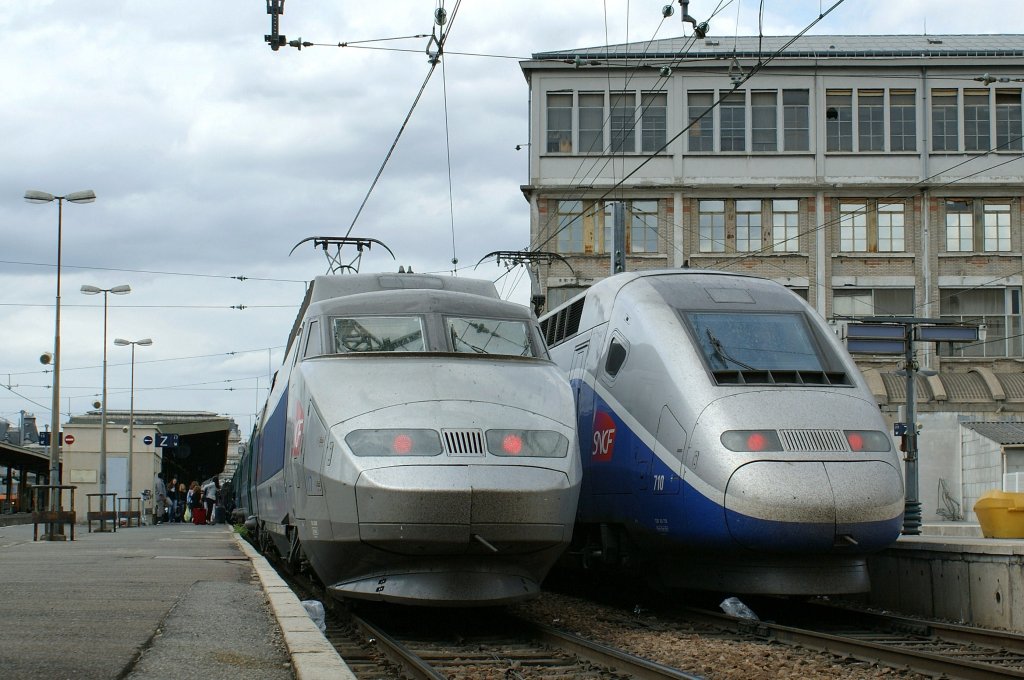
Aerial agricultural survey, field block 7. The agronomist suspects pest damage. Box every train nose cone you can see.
[724,460,904,552]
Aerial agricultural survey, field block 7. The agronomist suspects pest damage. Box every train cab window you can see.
[604,335,629,376]
[303,319,322,358]
[447,317,537,356]
[685,311,850,386]
[332,316,425,353]
[689,312,822,371]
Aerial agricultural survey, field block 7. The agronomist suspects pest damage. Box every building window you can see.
[697,199,794,254]
[838,201,906,253]
[996,89,1022,151]
[735,200,763,251]
[578,92,605,153]
[556,200,585,253]
[833,288,914,317]
[839,203,868,252]
[629,200,659,253]
[553,199,662,255]
[940,287,1022,358]
[547,286,587,310]
[945,200,973,252]
[783,90,810,151]
[546,93,573,153]
[688,92,714,152]
[984,203,1011,251]
[772,199,800,252]
[751,92,777,152]
[943,199,1012,253]
[699,200,726,252]
[964,89,991,152]
[932,90,959,152]
[641,93,667,152]
[826,91,853,151]
[610,92,636,153]
[890,90,917,151]
[877,203,906,252]
[858,90,885,152]
[720,91,746,151]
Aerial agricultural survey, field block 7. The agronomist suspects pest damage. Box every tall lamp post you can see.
[114,338,152,508]
[25,189,96,538]
[80,285,130,508]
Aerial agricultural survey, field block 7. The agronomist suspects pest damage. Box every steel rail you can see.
[682,607,1024,680]
[349,611,447,680]
[525,619,705,680]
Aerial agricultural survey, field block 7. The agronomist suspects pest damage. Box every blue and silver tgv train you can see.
[539,269,904,595]
[236,272,581,606]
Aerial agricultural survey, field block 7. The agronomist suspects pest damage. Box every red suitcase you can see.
[192,507,207,525]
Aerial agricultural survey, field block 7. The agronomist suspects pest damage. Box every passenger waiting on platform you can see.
[153,473,167,525]
[202,478,219,525]
[166,477,179,523]
[177,482,187,522]
[185,481,201,523]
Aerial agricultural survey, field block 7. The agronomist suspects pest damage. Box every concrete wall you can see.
[868,536,1024,632]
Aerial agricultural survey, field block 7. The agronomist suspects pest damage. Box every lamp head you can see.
[24,190,55,204]
[114,339,130,346]
[80,285,102,295]
[66,189,96,204]
[110,285,131,295]
[137,338,153,346]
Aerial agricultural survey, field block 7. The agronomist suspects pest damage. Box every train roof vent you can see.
[442,429,485,456]
[780,429,848,452]
[712,369,850,386]
[540,297,586,348]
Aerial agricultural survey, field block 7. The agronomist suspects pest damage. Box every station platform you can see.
[866,523,1024,632]
[0,521,356,680]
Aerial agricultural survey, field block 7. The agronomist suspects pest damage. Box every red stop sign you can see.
[64,434,75,445]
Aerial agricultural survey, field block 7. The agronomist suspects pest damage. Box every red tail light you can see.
[501,434,524,455]
[844,430,891,452]
[392,434,413,454]
[720,430,783,452]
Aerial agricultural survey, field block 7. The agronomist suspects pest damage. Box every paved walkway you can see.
[0,521,355,680]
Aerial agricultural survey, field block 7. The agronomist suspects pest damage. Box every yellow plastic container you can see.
[974,490,1024,538]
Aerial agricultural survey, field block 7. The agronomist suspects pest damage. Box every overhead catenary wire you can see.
[342,0,464,240]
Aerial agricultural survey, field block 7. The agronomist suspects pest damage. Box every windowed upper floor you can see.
[541,85,1023,158]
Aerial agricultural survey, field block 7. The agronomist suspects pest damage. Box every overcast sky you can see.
[3,0,1023,437]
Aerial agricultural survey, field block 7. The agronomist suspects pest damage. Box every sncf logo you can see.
[291,400,305,458]
[591,411,616,462]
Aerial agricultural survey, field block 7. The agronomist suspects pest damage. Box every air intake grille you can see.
[442,429,485,456]
[779,429,848,452]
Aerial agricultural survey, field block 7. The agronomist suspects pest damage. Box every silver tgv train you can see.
[539,269,904,595]
[238,273,581,606]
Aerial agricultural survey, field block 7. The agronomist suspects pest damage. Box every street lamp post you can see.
[114,338,152,509]
[25,189,95,540]
[81,285,130,514]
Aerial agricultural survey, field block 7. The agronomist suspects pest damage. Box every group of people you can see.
[153,473,226,525]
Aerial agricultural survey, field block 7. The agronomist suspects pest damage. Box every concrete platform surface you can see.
[0,522,354,680]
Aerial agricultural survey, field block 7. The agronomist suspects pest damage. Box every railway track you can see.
[266,552,703,678]
[678,598,1024,680]
[328,605,704,679]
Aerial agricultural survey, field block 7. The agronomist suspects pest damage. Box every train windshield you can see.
[447,317,537,356]
[686,312,825,372]
[332,316,425,353]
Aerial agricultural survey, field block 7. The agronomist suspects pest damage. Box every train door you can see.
[293,402,327,525]
[654,406,684,496]
[569,342,589,408]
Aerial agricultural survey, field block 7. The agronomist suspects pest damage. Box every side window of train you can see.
[603,333,629,379]
[303,319,321,358]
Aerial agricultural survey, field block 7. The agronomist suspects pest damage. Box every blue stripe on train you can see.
[572,379,901,554]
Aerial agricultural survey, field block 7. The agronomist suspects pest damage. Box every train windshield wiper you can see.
[706,328,757,371]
